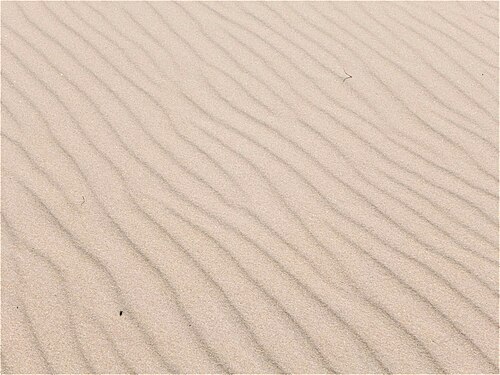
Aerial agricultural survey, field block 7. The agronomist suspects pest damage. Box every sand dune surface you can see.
[1,1,498,373]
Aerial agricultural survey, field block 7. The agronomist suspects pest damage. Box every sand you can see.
[1,1,498,373]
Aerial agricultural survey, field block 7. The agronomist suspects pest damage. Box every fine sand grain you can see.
[1,1,498,373]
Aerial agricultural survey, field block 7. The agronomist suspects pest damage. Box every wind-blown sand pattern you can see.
[1,1,498,373]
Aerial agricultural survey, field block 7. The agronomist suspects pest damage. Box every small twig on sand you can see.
[343,68,352,83]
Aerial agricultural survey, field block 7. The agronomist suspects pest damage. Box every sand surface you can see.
[1,1,498,373]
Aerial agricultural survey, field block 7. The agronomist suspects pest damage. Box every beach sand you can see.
[1,1,498,373]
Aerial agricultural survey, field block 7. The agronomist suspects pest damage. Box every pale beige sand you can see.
[1,1,498,373]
